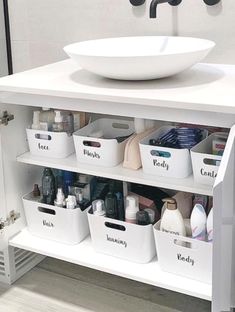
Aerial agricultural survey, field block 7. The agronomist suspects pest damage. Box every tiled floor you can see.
[0,257,211,312]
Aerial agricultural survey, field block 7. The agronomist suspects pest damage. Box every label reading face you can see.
[38,143,49,151]
[43,220,54,228]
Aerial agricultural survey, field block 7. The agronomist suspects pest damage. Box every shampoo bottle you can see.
[190,204,207,241]
[160,198,186,236]
[207,208,213,242]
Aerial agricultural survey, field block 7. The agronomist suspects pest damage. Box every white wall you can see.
[8,0,235,73]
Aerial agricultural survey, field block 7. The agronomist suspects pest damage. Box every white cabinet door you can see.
[0,105,41,251]
[213,125,235,312]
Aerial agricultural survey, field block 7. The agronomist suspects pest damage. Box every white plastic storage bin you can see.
[153,221,212,284]
[73,118,134,167]
[139,126,193,178]
[191,132,228,186]
[26,128,75,158]
[87,209,156,263]
[22,192,89,245]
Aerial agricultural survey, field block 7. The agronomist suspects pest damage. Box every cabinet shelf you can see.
[17,152,213,196]
[9,229,211,301]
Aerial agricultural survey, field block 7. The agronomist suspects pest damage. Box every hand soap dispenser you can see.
[123,118,155,170]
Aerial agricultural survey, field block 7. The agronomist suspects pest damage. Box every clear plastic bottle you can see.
[39,108,55,131]
[54,188,65,207]
[52,111,64,132]
[42,168,56,205]
[31,111,41,130]
[125,196,139,224]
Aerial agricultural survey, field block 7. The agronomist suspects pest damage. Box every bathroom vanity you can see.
[0,59,234,312]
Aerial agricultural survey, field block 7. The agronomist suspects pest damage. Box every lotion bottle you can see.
[160,198,186,236]
[190,204,207,241]
[123,118,155,170]
[207,208,213,242]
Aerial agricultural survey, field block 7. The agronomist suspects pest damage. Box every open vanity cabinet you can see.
[0,60,234,312]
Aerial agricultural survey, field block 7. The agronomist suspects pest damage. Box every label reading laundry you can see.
[153,159,169,171]
[200,168,217,178]
[38,143,49,151]
[106,234,127,248]
[83,149,100,159]
[177,253,195,266]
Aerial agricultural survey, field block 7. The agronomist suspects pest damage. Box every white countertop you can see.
[0,59,235,114]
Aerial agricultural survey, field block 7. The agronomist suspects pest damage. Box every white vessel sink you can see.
[64,36,215,80]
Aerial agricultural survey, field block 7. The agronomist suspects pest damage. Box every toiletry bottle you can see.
[31,111,41,130]
[32,184,41,200]
[207,207,213,242]
[144,208,155,224]
[55,169,64,190]
[66,195,77,209]
[42,168,56,205]
[190,203,207,241]
[123,118,155,170]
[66,112,75,135]
[105,182,118,219]
[92,199,106,216]
[137,210,150,225]
[52,111,64,132]
[32,184,40,197]
[63,171,74,196]
[39,107,55,131]
[116,192,125,221]
[54,188,65,208]
[77,191,90,211]
[125,196,139,224]
[160,198,186,236]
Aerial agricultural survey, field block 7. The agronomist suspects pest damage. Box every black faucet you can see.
[150,0,182,18]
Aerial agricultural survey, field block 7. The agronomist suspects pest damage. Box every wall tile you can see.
[8,0,235,72]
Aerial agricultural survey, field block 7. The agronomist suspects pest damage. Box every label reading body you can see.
[153,159,169,171]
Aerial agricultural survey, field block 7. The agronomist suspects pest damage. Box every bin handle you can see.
[173,238,200,249]
[38,206,56,215]
[112,122,130,130]
[203,157,221,166]
[150,150,171,158]
[104,221,126,231]
[83,140,101,148]
[35,134,52,141]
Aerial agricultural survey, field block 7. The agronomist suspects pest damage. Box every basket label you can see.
[38,143,49,151]
[200,168,217,178]
[106,234,127,248]
[83,149,100,159]
[43,220,54,227]
[153,159,169,171]
[177,253,194,266]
